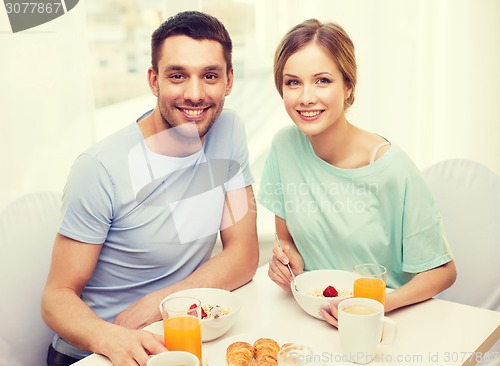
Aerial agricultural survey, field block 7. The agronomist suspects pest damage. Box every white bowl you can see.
[160,288,241,342]
[291,269,360,319]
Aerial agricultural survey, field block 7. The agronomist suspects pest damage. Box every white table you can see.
[73,265,500,366]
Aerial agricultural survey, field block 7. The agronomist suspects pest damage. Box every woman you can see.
[258,19,456,327]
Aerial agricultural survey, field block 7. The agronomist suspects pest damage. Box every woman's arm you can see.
[385,260,457,312]
[320,260,457,327]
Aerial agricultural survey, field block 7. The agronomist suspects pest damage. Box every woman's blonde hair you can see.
[274,19,357,108]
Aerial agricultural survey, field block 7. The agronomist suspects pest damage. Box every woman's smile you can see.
[297,109,324,121]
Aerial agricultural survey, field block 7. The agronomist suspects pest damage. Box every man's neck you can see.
[138,109,204,157]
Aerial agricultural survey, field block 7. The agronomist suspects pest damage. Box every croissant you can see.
[226,341,255,366]
[253,338,280,365]
[253,357,278,366]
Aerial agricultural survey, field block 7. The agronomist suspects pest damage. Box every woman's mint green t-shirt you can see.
[258,126,453,289]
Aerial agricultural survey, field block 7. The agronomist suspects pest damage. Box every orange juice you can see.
[163,315,202,362]
[353,277,386,305]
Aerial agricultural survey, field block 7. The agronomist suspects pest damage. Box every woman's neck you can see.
[308,119,387,169]
[308,118,359,167]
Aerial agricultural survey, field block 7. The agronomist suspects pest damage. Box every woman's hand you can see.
[267,239,304,292]
[320,302,339,328]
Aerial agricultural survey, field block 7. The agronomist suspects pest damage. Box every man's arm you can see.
[113,186,259,329]
[171,185,259,290]
[41,234,166,366]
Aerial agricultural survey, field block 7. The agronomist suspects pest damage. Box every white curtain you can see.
[0,2,95,211]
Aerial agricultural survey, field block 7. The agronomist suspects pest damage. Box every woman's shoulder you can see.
[387,144,418,168]
[272,125,304,144]
[378,144,428,183]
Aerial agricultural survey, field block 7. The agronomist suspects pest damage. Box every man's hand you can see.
[101,327,167,366]
[113,292,164,330]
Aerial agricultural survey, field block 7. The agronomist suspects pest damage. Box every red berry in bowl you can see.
[323,285,338,297]
[189,303,208,319]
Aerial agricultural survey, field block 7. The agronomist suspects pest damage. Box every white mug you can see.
[338,298,397,364]
[147,351,200,366]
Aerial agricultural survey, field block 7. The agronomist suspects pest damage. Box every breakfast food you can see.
[343,305,378,315]
[226,338,287,365]
[254,338,280,365]
[323,285,338,297]
[226,341,254,366]
[280,343,294,350]
[189,303,231,319]
[308,285,352,298]
[203,304,231,319]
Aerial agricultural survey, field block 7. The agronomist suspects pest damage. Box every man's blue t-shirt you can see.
[54,109,253,358]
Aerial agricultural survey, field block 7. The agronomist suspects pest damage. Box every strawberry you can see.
[189,303,208,319]
[323,285,338,297]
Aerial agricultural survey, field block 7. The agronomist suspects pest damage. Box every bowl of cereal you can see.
[160,288,241,342]
[291,269,359,320]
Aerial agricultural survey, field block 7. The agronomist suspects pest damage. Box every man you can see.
[42,11,259,366]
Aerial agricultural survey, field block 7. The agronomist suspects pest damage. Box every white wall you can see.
[0,2,95,211]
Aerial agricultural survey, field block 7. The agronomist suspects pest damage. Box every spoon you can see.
[275,232,298,291]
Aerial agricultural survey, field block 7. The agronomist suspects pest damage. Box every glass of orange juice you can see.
[353,264,387,306]
[160,296,202,363]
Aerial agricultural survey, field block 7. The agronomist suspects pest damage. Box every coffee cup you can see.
[147,351,200,366]
[338,298,397,364]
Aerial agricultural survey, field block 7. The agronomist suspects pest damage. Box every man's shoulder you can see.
[209,108,244,139]
[215,108,239,126]
[85,122,140,158]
